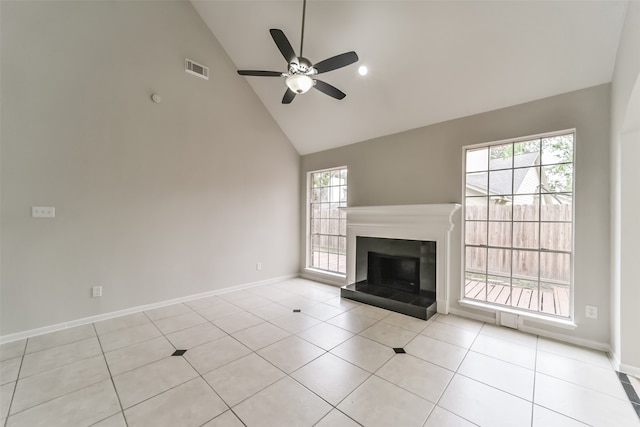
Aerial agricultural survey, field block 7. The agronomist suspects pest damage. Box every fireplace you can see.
[340,204,460,320]
[344,236,438,319]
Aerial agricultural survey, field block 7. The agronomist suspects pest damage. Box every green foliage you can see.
[541,135,573,192]
[312,171,331,187]
[490,134,574,194]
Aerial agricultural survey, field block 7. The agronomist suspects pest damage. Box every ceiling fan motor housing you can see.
[289,57,315,75]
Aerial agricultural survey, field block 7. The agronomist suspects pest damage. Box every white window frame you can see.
[460,129,576,325]
[305,166,348,279]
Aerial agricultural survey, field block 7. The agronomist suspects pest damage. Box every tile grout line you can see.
[20,323,99,356]
[190,301,365,425]
[162,301,329,425]
[536,346,620,371]
[102,305,248,426]
[533,334,617,426]
[174,320,252,426]
[285,303,381,426]
[312,408,363,427]
[5,287,353,426]
[5,374,118,424]
[535,362,635,404]
[451,370,534,406]
[287,355,365,427]
[8,282,630,426]
[3,338,27,427]
[10,336,103,382]
[5,376,121,422]
[104,300,312,388]
[443,320,592,427]
[92,322,129,427]
[370,328,436,417]
[138,303,241,426]
[419,318,488,351]
[5,303,513,426]
[196,284,349,423]
[474,325,607,426]
[437,319,482,426]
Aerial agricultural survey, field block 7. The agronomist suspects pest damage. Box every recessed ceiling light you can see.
[358,65,368,76]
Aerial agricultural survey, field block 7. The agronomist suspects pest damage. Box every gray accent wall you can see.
[302,84,611,346]
[1,1,300,335]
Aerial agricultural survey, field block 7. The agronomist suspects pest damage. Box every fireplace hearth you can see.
[341,282,437,319]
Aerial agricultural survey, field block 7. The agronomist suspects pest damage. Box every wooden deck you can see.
[465,279,569,317]
[311,251,346,274]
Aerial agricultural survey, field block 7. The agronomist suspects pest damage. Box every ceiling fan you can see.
[237,0,359,104]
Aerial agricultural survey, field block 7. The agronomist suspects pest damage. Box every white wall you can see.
[0,1,300,336]
[302,84,611,347]
[610,1,640,374]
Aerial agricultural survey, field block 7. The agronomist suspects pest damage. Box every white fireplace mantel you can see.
[342,203,461,314]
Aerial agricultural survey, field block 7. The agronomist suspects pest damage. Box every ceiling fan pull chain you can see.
[300,0,307,57]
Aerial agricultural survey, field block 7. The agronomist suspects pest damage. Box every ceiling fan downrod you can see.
[300,0,307,58]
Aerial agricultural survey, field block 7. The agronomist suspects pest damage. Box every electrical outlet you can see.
[256,262,262,271]
[585,305,598,319]
[92,286,102,298]
[32,206,55,218]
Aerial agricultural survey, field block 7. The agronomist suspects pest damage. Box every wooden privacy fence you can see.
[466,204,571,284]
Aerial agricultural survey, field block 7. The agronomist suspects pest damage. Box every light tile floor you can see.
[1,277,639,427]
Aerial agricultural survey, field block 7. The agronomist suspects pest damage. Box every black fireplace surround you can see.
[341,237,437,320]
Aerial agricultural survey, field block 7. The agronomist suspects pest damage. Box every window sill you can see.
[458,298,577,330]
[301,268,347,287]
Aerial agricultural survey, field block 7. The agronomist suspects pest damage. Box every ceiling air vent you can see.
[185,59,209,80]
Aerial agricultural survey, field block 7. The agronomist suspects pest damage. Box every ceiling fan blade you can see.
[282,88,296,104]
[270,29,297,64]
[313,79,346,100]
[313,51,359,74]
[237,70,283,77]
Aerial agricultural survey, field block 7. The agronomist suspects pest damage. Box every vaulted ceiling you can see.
[192,1,628,155]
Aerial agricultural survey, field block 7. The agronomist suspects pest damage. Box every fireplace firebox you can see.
[367,252,420,294]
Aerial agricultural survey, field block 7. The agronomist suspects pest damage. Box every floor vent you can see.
[499,312,519,329]
[185,59,209,80]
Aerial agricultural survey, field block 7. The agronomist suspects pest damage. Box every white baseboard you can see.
[447,306,496,324]
[300,268,347,287]
[448,306,612,355]
[617,363,640,378]
[517,323,610,353]
[609,350,640,376]
[0,273,299,345]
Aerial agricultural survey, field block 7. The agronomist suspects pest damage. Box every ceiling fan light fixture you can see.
[286,74,314,94]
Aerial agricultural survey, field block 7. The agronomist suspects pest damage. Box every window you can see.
[463,131,574,318]
[308,167,348,275]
